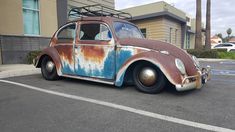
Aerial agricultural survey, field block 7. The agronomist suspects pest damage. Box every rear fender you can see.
[35,47,62,76]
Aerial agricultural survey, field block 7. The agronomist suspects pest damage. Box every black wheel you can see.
[41,56,59,80]
[133,63,166,94]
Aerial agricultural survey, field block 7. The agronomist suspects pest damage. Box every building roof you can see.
[211,40,217,44]
[211,35,220,39]
[121,1,186,23]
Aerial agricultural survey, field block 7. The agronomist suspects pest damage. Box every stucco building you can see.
[0,0,58,64]
[122,2,186,48]
[0,0,114,64]
[122,1,205,49]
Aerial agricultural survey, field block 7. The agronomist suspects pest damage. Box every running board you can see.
[62,74,115,85]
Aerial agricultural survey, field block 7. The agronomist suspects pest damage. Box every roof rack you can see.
[68,4,132,20]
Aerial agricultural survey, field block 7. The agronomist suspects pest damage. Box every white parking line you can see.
[0,79,234,132]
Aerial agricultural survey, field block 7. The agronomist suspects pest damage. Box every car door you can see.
[74,22,115,79]
[54,22,77,75]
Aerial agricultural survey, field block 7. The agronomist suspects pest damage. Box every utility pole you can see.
[205,0,211,50]
[195,0,203,49]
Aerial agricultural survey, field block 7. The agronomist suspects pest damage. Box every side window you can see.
[225,44,232,47]
[79,23,112,41]
[57,23,76,43]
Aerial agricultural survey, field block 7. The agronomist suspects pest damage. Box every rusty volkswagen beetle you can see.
[34,5,211,94]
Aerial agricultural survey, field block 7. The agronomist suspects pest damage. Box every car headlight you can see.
[192,56,200,68]
[175,58,186,75]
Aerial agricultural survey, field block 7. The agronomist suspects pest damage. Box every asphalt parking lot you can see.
[0,61,235,132]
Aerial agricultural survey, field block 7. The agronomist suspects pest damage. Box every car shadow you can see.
[61,77,123,90]
[59,77,197,96]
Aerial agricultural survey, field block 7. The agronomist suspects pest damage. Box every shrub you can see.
[27,50,41,64]
[187,49,218,58]
[187,49,235,59]
[218,52,235,59]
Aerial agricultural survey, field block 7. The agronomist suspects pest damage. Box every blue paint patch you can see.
[102,50,115,79]
[62,62,75,75]
[115,73,125,86]
[115,48,135,86]
[75,50,115,79]
[116,49,133,72]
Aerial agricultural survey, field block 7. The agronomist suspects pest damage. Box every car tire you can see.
[133,63,166,94]
[41,56,59,80]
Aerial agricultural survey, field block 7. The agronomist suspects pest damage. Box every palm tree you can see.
[227,28,232,37]
[195,0,202,49]
[205,0,211,50]
[226,28,232,42]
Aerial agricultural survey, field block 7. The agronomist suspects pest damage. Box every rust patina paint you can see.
[116,51,182,85]
[81,46,105,63]
[55,45,73,64]
[37,47,62,75]
[118,38,198,76]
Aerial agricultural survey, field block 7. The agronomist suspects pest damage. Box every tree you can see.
[216,33,225,43]
[217,33,223,39]
[226,28,232,42]
[227,28,232,37]
[205,0,211,50]
[195,0,203,49]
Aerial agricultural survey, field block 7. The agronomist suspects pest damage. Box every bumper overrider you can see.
[175,66,211,91]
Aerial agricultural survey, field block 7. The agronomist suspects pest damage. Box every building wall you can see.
[40,0,58,37]
[132,17,182,48]
[133,18,165,41]
[0,0,57,37]
[163,18,182,47]
[0,0,58,64]
[0,0,24,35]
[0,35,50,64]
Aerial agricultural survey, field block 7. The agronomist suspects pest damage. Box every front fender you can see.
[115,51,183,86]
[35,47,62,76]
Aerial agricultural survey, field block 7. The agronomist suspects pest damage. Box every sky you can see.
[115,0,235,37]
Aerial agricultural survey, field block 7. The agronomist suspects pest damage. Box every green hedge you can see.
[187,49,235,59]
[27,50,41,64]
[187,49,218,58]
[218,52,235,59]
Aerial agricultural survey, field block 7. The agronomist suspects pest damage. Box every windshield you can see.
[114,22,143,39]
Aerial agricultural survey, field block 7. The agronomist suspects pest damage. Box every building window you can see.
[186,33,190,49]
[186,17,190,22]
[22,0,40,35]
[175,29,178,44]
[140,28,147,38]
[169,27,172,43]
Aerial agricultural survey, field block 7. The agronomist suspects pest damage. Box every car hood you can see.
[118,38,197,75]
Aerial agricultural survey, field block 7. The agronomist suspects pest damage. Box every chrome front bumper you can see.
[175,66,211,91]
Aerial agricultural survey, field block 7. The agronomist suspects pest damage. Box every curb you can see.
[198,58,235,62]
[0,69,40,79]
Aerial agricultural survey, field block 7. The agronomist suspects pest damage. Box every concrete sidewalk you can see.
[0,64,40,79]
[0,58,234,79]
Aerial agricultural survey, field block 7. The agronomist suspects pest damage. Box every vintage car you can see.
[34,5,211,94]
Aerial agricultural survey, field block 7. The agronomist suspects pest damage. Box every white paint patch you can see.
[0,79,234,132]
[74,46,114,73]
